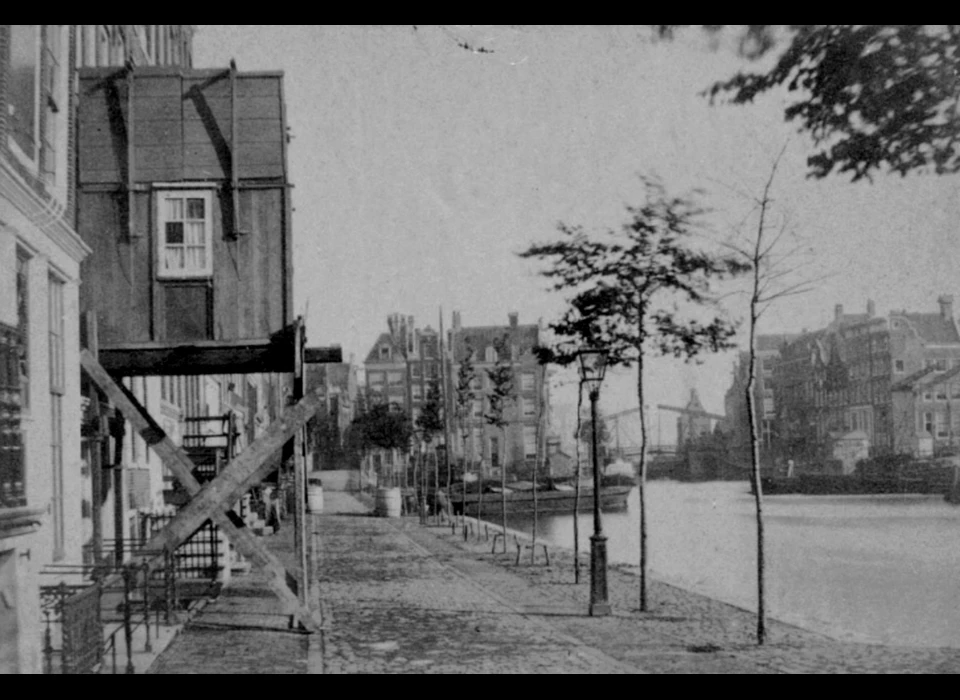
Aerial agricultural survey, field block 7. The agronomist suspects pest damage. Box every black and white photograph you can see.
[2,25,960,674]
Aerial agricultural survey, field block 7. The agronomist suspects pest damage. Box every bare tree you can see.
[485,336,515,552]
[721,144,824,644]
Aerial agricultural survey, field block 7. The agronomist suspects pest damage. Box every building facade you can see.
[773,298,960,466]
[1,24,92,674]
[362,311,550,482]
[722,334,796,466]
[305,357,358,471]
[449,311,548,480]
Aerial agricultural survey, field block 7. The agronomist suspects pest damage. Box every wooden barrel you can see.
[307,485,324,513]
[375,487,401,518]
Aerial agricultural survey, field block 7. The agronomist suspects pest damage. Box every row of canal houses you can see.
[1,26,316,673]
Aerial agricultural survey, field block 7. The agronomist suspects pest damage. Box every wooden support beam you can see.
[230,59,242,238]
[292,318,308,607]
[79,349,323,632]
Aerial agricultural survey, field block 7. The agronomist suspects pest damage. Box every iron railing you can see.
[40,550,178,674]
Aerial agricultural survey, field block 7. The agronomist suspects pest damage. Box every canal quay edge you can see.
[146,488,960,674]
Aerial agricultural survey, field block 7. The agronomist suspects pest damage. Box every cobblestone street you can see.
[148,491,960,674]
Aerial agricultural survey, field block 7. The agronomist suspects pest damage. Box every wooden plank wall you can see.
[78,68,285,184]
[76,68,290,347]
[79,187,287,344]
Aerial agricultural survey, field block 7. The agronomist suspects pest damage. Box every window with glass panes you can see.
[157,190,213,278]
[521,372,535,392]
[8,26,40,165]
[523,426,537,458]
[16,249,30,410]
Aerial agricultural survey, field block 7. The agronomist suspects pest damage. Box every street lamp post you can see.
[579,348,610,617]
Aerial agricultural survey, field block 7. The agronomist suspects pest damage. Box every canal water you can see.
[501,480,960,648]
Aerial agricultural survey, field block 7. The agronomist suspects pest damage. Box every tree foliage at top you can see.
[454,348,477,438]
[347,401,413,454]
[484,337,515,430]
[699,25,960,182]
[521,177,749,370]
[416,379,445,444]
[519,175,749,610]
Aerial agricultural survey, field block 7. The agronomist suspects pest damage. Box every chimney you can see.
[834,304,843,321]
[867,299,876,317]
[938,294,954,320]
[452,310,461,330]
[508,312,519,328]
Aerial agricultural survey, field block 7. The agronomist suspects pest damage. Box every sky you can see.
[193,26,960,445]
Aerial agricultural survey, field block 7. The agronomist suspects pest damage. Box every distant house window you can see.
[951,382,960,400]
[157,190,213,278]
[471,427,482,461]
[411,384,422,399]
[923,387,933,401]
[521,372,535,392]
[523,426,537,459]
[936,412,949,438]
[521,397,535,417]
[379,346,390,360]
[485,346,496,363]
[144,25,154,62]
[894,360,904,373]
[387,371,403,386]
[923,412,934,434]
[368,372,384,387]
[97,24,110,66]
[411,363,421,378]
[472,398,483,418]
[936,384,948,400]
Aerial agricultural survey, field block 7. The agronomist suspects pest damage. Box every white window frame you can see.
[521,372,535,392]
[523,426,537,459]
[521,397,535,417]
[156,187,214,279]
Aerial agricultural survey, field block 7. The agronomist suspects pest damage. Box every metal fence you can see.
[40,551,179,675]
[139,514,223,582]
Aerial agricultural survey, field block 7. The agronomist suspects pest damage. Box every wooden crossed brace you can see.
[80,349,322,632]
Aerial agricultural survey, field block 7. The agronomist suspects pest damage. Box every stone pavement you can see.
[148,490,960,674]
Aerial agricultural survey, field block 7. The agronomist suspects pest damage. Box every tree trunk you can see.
[532,363,548,559]
[573,384,583,583]
[477,459,484,540]
[500,426,508,553]
[434,442,440,525]
[636,331,649,611]
[748,309,766,644]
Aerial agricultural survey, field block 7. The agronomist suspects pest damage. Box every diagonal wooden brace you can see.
[80,349,323,632]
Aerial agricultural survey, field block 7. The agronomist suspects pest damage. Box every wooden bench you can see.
[515,538,550,566]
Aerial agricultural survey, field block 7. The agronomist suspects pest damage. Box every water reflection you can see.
[503,480,960,648]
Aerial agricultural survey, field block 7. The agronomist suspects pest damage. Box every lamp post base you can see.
[589,533,611,616]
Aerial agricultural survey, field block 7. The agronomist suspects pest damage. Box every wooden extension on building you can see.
[76,65,295,375]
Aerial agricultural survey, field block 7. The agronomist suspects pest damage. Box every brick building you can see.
[774,297,960,466]
[449,311,548,480]
[722,334,796,465]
